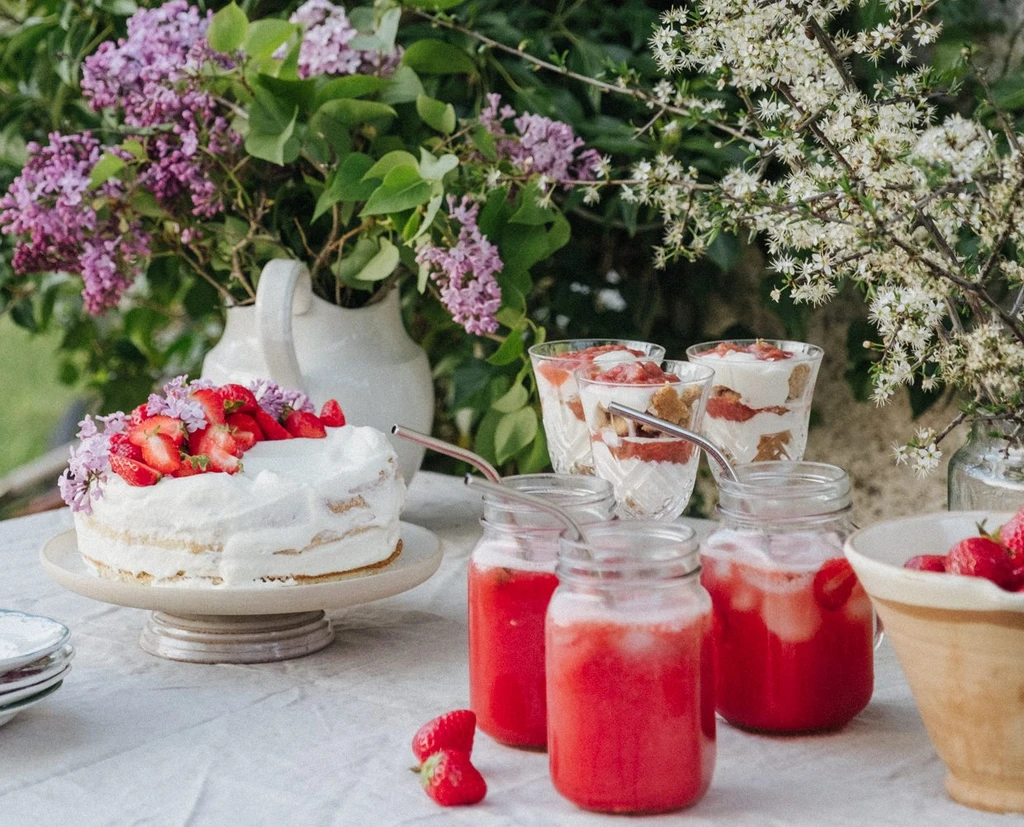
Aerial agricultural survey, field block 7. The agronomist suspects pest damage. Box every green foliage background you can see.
[1,0,1021,481]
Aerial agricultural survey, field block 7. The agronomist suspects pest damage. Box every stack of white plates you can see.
[0,610,73,728]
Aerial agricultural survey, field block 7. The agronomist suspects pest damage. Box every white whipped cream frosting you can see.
[75,425,405,587]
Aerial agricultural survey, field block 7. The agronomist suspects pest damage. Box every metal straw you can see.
[392,425,502,483]
[607,402,739,482]
[463,475,586,542]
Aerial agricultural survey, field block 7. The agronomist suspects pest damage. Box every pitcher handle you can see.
[255,259,312,393]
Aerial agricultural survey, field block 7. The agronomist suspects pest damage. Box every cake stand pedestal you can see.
[139,611,334,663]
[41,523,442,664]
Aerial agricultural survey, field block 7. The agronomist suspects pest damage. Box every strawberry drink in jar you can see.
[700,462,874,733]
[575,360,714,520]
[547,523,715,813]
[468,474,614,748]
[529,340,665,476]
[686,340,823,474]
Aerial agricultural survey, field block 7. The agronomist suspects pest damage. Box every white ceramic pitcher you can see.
[201,259,433,481]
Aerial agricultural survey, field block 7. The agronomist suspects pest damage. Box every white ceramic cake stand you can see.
[40,522,442,664]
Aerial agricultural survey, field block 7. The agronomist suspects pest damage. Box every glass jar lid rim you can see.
[481,473,614,514]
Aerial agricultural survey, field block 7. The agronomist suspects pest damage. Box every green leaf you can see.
[418,149,458,181]
[492,383,528,413]
[244,20,296,59]
[403,0,470,13]
[414,194,444,241]
[317,98,396,128]
[494,407,538,464]
[313,76,389,110]
[208,2,248,54]
[470,126,497,162]
[364,150,419,181]
[403,39,475,75]
[379,65,425,105]
[515,425,549,474]
[416,94,457,134]
[360,167,432,216]
[120,140,147,161]
[337,153,378,200]
[353,237,400,282]
[509,181,557,225]
[245,104,299,164]
[89,153,125,187]
[255,74,316,114]
[375,7,402,51]
[335,237,379,284]
[487,325,524,365]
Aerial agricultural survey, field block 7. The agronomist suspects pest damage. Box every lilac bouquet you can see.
[0,0,603,337]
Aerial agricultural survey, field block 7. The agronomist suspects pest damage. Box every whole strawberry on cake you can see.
[58,377,405,587]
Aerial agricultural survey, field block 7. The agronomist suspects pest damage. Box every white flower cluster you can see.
[635,0,1024,467]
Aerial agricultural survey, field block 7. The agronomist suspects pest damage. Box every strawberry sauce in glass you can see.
[700,462,874,733]
[468,474,614,748]
[547,523,715,813]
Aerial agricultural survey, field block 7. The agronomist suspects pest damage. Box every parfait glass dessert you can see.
[686,340,823,472]
[467,474,615,749]
[529,340,665,475]
[575,360,714,520]
[547,522,715,813]
[699,462,874,733]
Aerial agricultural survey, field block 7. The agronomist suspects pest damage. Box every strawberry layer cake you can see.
[59,377,405,587]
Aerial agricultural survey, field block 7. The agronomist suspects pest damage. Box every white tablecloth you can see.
[0,472,1011,826]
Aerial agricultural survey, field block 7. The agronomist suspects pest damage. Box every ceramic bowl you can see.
[845,511,1024,813]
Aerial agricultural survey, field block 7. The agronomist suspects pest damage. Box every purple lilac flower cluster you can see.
[0,133,150,312]
[57,413,126,514]
[416,196,503,336]
[146,375,214,433]
[81,0,237,219]
[290,0,402,79]
[247,378,314,420]
[479,93,603,185]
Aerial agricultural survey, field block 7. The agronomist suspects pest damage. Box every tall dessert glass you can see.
[547,522,715,813]
[529,340,665,476]
[686,340,823,472]
[575,360,714,520]
[468,474,614,748]
[699,462,874,733]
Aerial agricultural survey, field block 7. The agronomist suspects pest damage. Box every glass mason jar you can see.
[948,420,1024,511]
[547,523,715,814]
[700,462,873,733]
[468,474,614,749]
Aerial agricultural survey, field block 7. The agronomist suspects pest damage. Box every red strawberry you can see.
[207,447,242,474]
[254,408,292,441]
[219,384,259,415]
[903,554,947,573]
[813,557,858,611]
[419,749,486,807]
[174,455,211,477]
[110,454,162,487]
[412,710,477,764]
[109,432,144,462]
[998,509,1024,573]
[284,410,327,439]
[226,412,263,450]
[319,399,346,428]
[128,415,187,448]
[139,432,182,475]
[190,388,226,426]
[946,537,1016,591]
[706,395,758,422]
[128,403,150,426]
[193,424,243,459]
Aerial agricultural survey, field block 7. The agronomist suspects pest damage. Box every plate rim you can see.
[0,611,72,673]
[41,521,443,616]
[0,664,70,707]
[0,680,63,726]
[0,645,75,692]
